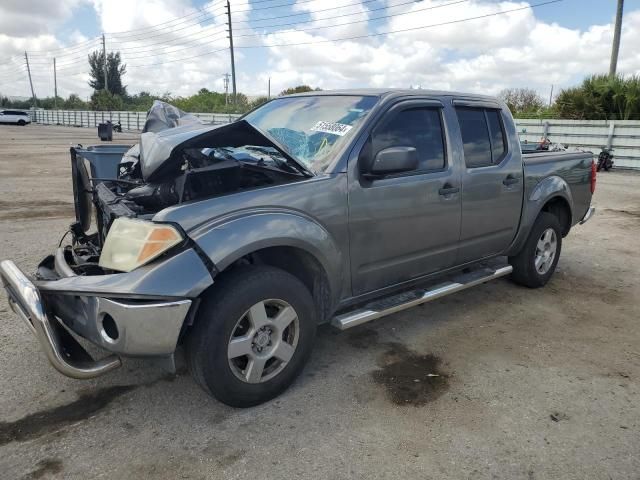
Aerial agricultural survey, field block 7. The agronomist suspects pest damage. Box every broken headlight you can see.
[98,217,183,272]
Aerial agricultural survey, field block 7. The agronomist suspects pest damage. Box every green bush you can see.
[555,74,640,120]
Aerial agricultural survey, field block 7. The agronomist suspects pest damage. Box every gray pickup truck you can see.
[1,90,595,407]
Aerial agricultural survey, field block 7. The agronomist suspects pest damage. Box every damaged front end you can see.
[1,104,310,380]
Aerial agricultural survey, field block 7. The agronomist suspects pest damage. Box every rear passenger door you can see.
[454,101,523,263]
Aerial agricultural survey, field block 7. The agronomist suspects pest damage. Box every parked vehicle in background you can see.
[1,90,596,407]
[597,147,614,171]
[0,109,31,125]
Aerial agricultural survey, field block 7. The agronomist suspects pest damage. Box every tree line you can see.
[1,49,320,114]
[499,74,640,120]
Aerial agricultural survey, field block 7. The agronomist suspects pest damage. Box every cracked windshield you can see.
[243,95,378,172]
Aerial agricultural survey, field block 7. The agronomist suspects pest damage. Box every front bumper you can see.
[0,251,199,379]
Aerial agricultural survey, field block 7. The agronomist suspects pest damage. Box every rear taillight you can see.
[590,159,597,194]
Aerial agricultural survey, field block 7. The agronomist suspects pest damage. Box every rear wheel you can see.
[186,266,316,407]
[17,120,26,126]
[509,212,562,288]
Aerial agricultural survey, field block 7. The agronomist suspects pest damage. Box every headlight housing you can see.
[99,217,183,272]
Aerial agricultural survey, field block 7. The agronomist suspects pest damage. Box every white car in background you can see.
[0,109,31,125]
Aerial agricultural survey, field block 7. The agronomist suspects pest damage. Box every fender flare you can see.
[189,208,344,305]
[506,175,574,256]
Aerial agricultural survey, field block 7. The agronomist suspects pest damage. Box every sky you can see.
[0,0,638,101]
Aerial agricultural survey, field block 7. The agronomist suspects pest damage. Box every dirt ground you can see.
[0,124,639,480]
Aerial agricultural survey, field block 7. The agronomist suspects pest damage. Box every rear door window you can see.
[455,108,492,168]
[455,107,508,167]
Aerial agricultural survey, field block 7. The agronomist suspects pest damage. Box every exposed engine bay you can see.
[60,102,310,276]
[95,145,304,242]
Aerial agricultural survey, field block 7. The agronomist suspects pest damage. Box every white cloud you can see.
[0,0,82,37]
[2,0,640,102]
[260,1,640,97]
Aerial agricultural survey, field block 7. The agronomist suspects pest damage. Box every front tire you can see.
[186,266,316,407]
[509,212,562,288]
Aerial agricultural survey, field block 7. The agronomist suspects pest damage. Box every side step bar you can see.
[331,265,513,330]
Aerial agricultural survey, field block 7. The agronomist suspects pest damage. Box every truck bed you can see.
[522,150,594,227]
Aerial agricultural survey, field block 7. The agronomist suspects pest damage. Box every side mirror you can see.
[365,146,418,178]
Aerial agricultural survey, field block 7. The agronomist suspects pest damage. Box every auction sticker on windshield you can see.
[310,121,353,136]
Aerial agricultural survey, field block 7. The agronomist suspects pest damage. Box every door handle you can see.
[438,185,460,196]
[503,175,520,186]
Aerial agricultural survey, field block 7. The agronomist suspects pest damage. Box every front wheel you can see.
[509,212,562,288]
[186,266,316,407]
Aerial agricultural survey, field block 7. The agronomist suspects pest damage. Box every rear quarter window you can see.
[486,110,506,162]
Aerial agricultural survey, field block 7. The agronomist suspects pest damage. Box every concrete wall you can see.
[515,118,640,169]
[30,109,241,131]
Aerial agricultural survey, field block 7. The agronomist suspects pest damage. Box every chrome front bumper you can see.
[580,206,596,225]
[0,259,192,379]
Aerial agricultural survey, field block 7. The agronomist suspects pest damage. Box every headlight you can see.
[99,218,183,272]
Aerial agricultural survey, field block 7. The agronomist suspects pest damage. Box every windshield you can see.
[243,95,378,172]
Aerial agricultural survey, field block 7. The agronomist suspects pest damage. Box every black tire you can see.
[17,120,26,126]
[509,212,562,288]
[186,265,316,407]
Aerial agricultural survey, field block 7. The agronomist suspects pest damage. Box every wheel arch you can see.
[506,175,574,255]
[190,211,344,323]
[226,245,334,323]
[540,195,572,236]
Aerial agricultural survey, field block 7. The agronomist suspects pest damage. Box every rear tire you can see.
[186,265,316,407]
[509,212,562,288]
[17,120,26,126]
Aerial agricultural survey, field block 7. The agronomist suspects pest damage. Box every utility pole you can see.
[223,73,230,106]
[24,51,37,108]
[268,77,271,100]
[225,0,237,104]
[548,84,554,107]
[102,33,109,92]
[53,57,58,109]
[609,0,624,77]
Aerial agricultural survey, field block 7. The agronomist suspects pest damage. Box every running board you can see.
[331,265,513,330]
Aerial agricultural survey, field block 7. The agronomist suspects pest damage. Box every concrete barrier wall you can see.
[29,110,640,170]
[515,118,640,169]
[30,109,241,131]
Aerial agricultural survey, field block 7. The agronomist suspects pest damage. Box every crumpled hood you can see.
[139,119,310,182]
[138,123,217,181]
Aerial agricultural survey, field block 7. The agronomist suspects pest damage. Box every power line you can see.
[107,12,219,42]
[105,0,358,37]
[18,0,442,62]
[105,2,225,35]
[123,0,560,67]
[110,25,228,53]
[234,0,470,36]
[6,0,561,93]
[127,47,229,67]
[27,37,102,57]
[236,0,563,48]
[39,0,348,65]
[106,14,221,43]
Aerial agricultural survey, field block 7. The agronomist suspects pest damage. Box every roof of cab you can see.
[283,88,500,103]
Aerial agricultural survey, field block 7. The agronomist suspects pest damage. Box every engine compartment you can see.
[93,145,304,244]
